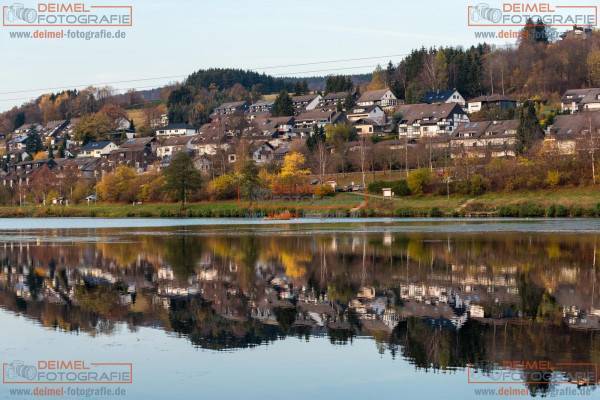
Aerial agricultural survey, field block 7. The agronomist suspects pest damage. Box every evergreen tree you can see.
[516,101,543,155]
[272,90,294,116]
[48,144,54,159]
[25,133,43,155]
[163,151,202,207]
[307,125,326,151]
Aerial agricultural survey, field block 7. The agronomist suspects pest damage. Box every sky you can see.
[0,0,595,111]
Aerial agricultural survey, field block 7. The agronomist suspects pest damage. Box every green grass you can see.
[2,186,600,218]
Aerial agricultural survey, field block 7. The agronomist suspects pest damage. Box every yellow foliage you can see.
[280,152,309,178]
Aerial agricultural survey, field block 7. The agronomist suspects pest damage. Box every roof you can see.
[395,103,464,125]
[292,94,319,103]
[117,137,154,151]
[249,100,274,107]
[452,119,519,139]
[469,94,517,103]
[81,140,114,151]
[353,118,381,126]
[323,91,349,101]
[549,113,600,137]
[295,110,337,121]
[161,136,194,146]
[216,101,247,109]
[561,88,600,104]
[160,123,195,131]
[358,89,392,103]
[422,90,458,104]
[347,105,383,115]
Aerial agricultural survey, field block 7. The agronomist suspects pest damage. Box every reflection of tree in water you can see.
[163,235,204,280]
[168,296,281,350]
[1,229,600,390]
[390,318,489,371]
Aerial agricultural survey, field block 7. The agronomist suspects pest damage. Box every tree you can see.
[239,160,262,200]
[25,133,43,155]
[294,80,309,95]
[163,151,202,207]
[272,90,294,117]
[73,112,113,143]
[588,49,600,87]
[367,65,386,90]
[325,75,353,93]
[96,165,138,202]
[516,101,543,155]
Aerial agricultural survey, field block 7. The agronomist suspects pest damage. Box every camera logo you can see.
[4,3,37,23]
[4,361,37,381]
[469,2,503,23]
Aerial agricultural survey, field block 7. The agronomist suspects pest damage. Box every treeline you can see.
[384,23,600,102]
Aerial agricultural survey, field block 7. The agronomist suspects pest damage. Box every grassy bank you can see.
[2,187,600,218]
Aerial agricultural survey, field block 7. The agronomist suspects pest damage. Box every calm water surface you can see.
[1,219,599,399]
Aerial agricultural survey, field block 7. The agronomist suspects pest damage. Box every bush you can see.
[314,184,334,198]
[469,174,488,196]
[429,207,443,217]
[367,179,410,196]
[407,168,432,195]
[545,170,561,187]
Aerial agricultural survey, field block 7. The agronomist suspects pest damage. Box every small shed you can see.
[382,188,394,198]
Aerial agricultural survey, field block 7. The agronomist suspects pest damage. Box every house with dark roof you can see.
[248,100,274,116]
[78,141,118,158]
[319,91,352,109]
[451,120,519,158]
[294,110,345,130]
[357,88,398,108]
[396,103,469,138]
[213,101,248,116]
[291,94,322,113]
[561,88,600,113]
[156,123,197,137]
[544,113,600,154]
[467,94,518,114]
[156,136,195,159]
[422,89,466,107]
[347,105,386,125]
[252,142,276,165]
[107,137,156,171]
[251,116,295,137]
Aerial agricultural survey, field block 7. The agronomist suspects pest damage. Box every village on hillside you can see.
[1,24,600,205]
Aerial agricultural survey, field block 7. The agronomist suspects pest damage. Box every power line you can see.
[0,53,407,96]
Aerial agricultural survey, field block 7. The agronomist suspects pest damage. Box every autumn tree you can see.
[96,165,139,202]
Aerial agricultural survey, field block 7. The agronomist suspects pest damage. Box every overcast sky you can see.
[0,0,593,111]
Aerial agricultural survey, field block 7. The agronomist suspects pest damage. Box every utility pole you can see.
[590,117,596,185]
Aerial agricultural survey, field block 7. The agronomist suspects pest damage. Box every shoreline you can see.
[2,187,600,219]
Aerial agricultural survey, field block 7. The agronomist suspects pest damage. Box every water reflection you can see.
[1,227,600,394]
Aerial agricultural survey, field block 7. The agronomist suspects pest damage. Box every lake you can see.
[0,218,599,399]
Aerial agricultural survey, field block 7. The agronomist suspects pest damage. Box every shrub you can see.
[314,184,334,198]
[469,174,488,196]
[429,207,443,217]
[407,168,432,195]
[545,170,561,187]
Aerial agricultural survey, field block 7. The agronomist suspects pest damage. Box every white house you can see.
[291,94,322,112]
[156,136,195,158]
[78,141,118,158]
[156,123,197,136]
[397,103,469,138]
[347,105,386,125]
[357,88,398,108]
[467,94,518,114]
[561,88,600,113]
[422,89,466,107]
